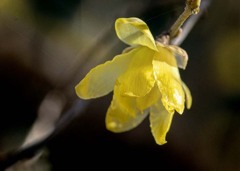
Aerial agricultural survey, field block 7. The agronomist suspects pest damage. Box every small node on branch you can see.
[169,0,201,39]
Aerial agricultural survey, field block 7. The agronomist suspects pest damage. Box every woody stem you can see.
[169,0,201,39]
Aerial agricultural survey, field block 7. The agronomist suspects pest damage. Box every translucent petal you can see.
[75,48,139,99]
[115,17,158,51]
[136,84,160,111]
[106,86,148,132]
[155,43,178,68]
[150,100,174,145]
[182,81,192,109]
[166,45,188,69]
[153,51,185,114]
[113,85,139,115]
[117,47,155,97]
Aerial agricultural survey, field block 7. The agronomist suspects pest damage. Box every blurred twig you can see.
[0,98,89,170]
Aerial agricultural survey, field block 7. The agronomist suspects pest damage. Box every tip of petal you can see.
[75,83,89,100]
[155,139,167,145]
[115,17,158,51]
[106,121,120,132]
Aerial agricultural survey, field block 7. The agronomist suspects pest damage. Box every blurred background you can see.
[0,0,239,170]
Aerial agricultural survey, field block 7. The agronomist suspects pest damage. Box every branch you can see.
[171,0,210,45]
[0,98,89,170]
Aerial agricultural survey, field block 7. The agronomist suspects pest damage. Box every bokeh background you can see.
[0,0,239,170]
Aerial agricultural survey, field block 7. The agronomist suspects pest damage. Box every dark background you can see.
[0,0,239,170]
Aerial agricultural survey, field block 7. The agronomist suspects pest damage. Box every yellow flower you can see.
[75,17,192,145]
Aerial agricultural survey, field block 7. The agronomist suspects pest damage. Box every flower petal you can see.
[166,45,188,69]
[136,84,160,111]
[153,49,185,114]
[115,17,158,51]
[182,81,192,109]
[117,47,155,97]
[155,43,178,67]
[150,100,174,145]
[75,48,139,99]
[106,86,148,132]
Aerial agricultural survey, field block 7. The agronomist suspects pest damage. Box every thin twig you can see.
[169,0,201,39]
[171,0,210,45]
